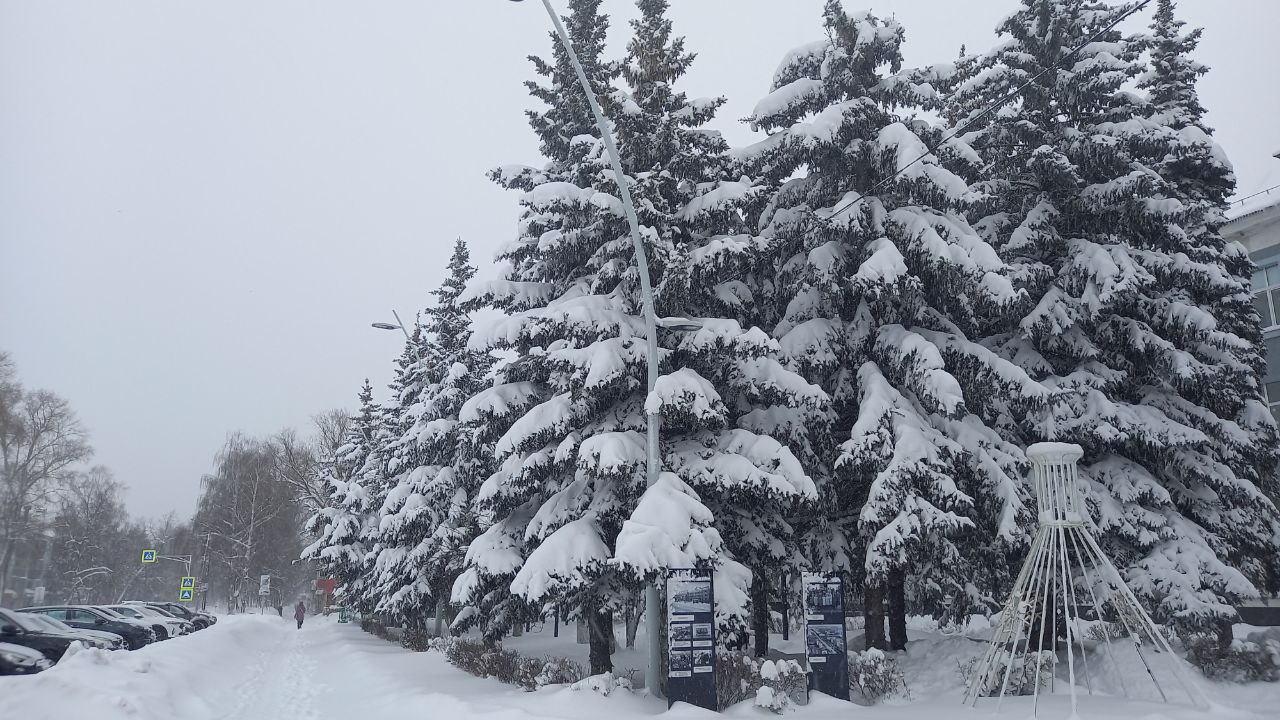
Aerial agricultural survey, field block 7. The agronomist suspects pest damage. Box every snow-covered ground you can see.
[2,613,1277,720]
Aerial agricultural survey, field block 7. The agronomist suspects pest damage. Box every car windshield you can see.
[107,606,145,619]
[18,613,65,633]
[5,611,44,633]
[92,607,125,619]
[36,615,79,634]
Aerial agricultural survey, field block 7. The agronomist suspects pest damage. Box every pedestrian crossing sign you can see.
[180,576,196,589]
[141,550,157,563]
[179,589,194,602]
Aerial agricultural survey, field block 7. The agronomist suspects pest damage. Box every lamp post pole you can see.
[511,0,665,696]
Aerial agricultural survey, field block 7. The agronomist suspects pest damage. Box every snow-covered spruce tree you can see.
[949,0,1280,638]
[607,0,825,658]
[302,380,383,608]
[452,0,630,671]
[739,2,1042,650]
[1140,0,1280,610]
[457,0,819,673]
[345,338,423,617]
[370,240,492,634]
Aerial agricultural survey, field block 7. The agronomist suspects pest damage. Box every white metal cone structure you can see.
[964,442,1205,715]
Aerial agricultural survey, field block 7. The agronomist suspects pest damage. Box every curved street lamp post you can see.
[509,0,699,697]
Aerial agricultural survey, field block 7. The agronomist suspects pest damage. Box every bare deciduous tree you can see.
[0,353,92,603]
[271,409,351,515]
[195,434,305,612]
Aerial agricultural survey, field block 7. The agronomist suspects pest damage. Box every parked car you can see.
[124,601,212,630]
[130,605,195,635]
[21,606,155,650]
[0,608,84,662]
[128,601,209,629]
[20,613,124,650]
[102,604,189,638]
[0,641,51,675]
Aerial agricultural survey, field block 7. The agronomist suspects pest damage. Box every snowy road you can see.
[4,613,1278,720]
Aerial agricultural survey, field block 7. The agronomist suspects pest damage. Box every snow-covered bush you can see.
[714,650,807,712]
[569,673,632,696]
[442,637,489,677]
[430,635,585,691]
[959,650,1054,697]
[480,647,523,686]
[534,656,588,689]
[360,618,393,641]
[755,659,807,713]
[848,648,909,705]
[1185,634,1280,683]
[401,627,434,652]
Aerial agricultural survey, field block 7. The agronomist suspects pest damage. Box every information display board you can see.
[803,573,849,700]
[666,568,717,710]
[259,574,271,596]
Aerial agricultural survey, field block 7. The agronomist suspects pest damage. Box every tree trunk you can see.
[1215,619,1234,649]
[887,569,907,651]
[780,571,790,642]
[586,603,614,676]
[576,615,589,644]
[864,584,887,651]
[624,594,641,649]
[0,528,16,603]
[751,568,771,657]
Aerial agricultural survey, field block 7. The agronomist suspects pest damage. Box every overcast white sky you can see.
[3,0,1278,520]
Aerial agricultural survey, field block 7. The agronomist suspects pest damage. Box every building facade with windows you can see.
[1225,182,1280,424]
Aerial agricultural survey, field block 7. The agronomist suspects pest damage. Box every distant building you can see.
[1224,158,1280,425]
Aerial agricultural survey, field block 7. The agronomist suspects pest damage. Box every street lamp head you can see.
[371,322,401,331]
[657,316,704,332]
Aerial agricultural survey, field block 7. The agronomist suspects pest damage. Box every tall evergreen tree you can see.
[302,380,383,606]
[458,0,635,673]
[370,241,492,633]
[950,0,1280,637]
[459,0,820,672]
[741,2,1040,649]
[608,0,825,657]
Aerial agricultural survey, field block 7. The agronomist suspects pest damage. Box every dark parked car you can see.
[21,605,155,650]
[0,641,51,675]
[0,608,83,662]
[21,612,124,650]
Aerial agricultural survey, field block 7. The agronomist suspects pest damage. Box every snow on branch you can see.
[613,472,722,580]
[645,368,726,425]
[510,517,611,602]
